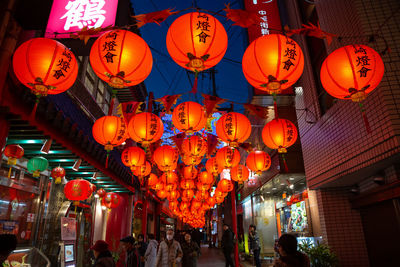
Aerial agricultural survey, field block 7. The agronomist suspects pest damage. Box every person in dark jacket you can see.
[136,234,148,267]
[91,240,115,267]
[181,233,200,267]
[249,224,261,267]
[120,236,139,267]
[221,223,235,267]
[274,234,310,267]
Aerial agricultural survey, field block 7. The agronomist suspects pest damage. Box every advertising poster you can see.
[61,217,76,241]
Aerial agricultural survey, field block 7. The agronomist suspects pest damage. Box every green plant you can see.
[298,240,338,267]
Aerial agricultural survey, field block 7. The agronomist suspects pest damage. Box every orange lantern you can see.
[262,118,297,153]
[216,112,251,147]
[182,135,207,158]
[148,173,159,189]
[128,112,164,147]
[168,190,180,201]
[51,166,66,184]
[4,145,24,178]
[180,201,190,211]
[132,161,151,177]
[157,190,169,199]
[164,183,177,192]
[166,12,227,93]
[214,189,227,198]
[246,151,271,174]
[121,146,146,168]
[218,179,234,192]
[206,157,222,176]
[230,165,250,184]
[169,201,179,210]
[180,179,195,190]
[320,45,384,102]
[198,171,214,185]
[102,192,121,209]
[216,146,241,169]
[215,195,225,204]
[89,30,152,88]
[64,179,92,205]
[154,181,164,191]
[12,38,78,97]
[196,190,209,200]
[182,189,195,200]
[153,145,179,172]
[182,154,202,166]
[161,171,178,184]
[93,116,127,167]
[206,197,216,207]
[242,34,304,94]
[196,182,211,191]
[172,102,207,134]
[182,165,198,180]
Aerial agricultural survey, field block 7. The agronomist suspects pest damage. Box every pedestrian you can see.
[144,234,158,267]
[155,229,183,267]
[249,224,261,267]
[136,234,148,267]
[0,234,17,264]
[273,234,310,267]
[181,233,200,267]
[221,223,235,267]
[120,236,139,267]
[91,240,115,267]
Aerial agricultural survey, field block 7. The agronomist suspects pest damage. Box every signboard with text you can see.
[45,0,118,38]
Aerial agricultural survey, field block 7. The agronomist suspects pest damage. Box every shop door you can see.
[360,199,400,267]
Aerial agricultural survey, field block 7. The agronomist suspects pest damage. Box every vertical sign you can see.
[244,0,282,43]
[45,0,119,38]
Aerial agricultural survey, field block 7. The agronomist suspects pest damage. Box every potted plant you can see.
[298,240,338,267]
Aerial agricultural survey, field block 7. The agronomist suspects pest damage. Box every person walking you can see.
[91,240,115,267]
[249,224,261,267]
[273,234,310,267]
[144,234,158,267]
[181,233,200,267]
[120,236,139,267]
[155,229,183,267]
[136,234,148,267]
[221,223,235,267]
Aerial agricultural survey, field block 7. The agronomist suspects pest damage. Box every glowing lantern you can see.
[127,112,164,147]
[12,38,78,97]
[4,145,24,178]
[216,146,240,169]
[164,183,177,192]
[168,190,180,201]
[215,195,225,204]
[180,179,195,190]
[206,157,222,176]
[148,173,159,189]
[182,135,207,158]
[153,145,179,172]
[191,200,202,211]
[161,172,178,184]
[121,146,146,168]
[182,165,198,180]
[157,190,168,199]
[246,151,271,175]
[206,197,216,207]
[214,189,227,198]
[172,102,207,134]
[182,189,195,200]
[218,179,234,192]
[197,182,211,191]
[64,179,92,204]
[154,182,164,191]
[132,161,151,177]
[51,166,66,184]
[169,201,179,210]
[27,156,48,177]
[262,118,297,153]
[320,45,384,102]
[90,30,152,88]
[180,201,190,211]
[93,116,127,167]
[199,171,214,185]
[242,34,304,94]
[102,192,121,209]
[97,189,106,198]
[182,154,202,166]
[216,112,251,147]
[230,165,250,184]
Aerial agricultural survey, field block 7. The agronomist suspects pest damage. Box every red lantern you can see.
[218,179,234,192]
[12,38,78,97]
[182,165,198,180]
[161,171,178,184]
[182,154,202,166]
[157,190,168,199]
[153,145,179,172]
[182,189,195,200]
[216,146,241,169]
[102,192,121,209]
[206,157,222,176]
[148,173,159,189]
[180,201,190,211]
[166,12,227,72]
[51,166,66,184]
[4,145,24,178]
[320,45,384,102]
[197,182,211,191]
[182,135,207,158]
[164,183,178,192]
[169,201,179,210]
[132,161,151,178]
[262,118,297,153]
[180,179,195,190]
[168,190,180,201]
[198,171,214,185]
[97,189,106,198]
[64,179,92,204]
[242,34,304,94]
[206,197,216,208]
[90,30,152,88]
[230,165,250,184]
[214,189,227,198]
[215,195,225,204]
[246,151,271,174]
[172,102,207,134]
[128,112,164,147]
[121,146,146,168]
[154,182,164,191]
[216,112,251,147]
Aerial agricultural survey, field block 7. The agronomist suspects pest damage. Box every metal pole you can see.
[231,189,239,266]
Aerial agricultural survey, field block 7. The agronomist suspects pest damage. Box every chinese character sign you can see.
[45,0,118,38]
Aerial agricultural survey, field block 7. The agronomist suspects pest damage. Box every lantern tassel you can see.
[105,152,109,168]
[359,102,371,134]
[281,153,289,173]
[273,93,278,119]
[190,71,199,94]
[7,167,12,178]
[30,96,40,120]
